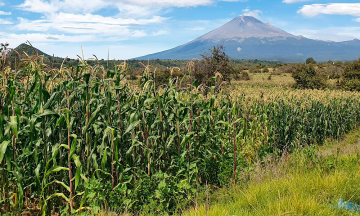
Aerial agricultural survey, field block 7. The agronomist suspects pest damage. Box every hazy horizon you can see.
[0,0,359,59]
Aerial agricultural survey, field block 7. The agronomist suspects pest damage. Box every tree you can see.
[193,46,234,92]
[339,59,360,91]
[305,57,316,65]
[292,64,327,89]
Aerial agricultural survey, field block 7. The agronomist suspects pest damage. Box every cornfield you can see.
[1,52,360,215]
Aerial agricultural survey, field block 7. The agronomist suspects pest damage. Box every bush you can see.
[292,64,327,89]
[194,46,234,92]
[339,59,360,91]
[280,65,296,74]
[155,69,171,86]
[263,67,270,73]
[249,66,261,73]
[324,65,343,79]
[306,57,316,65]
[234,71,251,81]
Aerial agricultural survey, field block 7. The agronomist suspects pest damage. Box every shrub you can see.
[281,65,296,74]
[324,65,343,79]
[263,67,270,73]
[194,46,234,91]
[234,71,251,81]
[249,66,261,73]
[306,57,316,65]
[292,64,327,89]
[339,59,360,91]
[155,69,171,86]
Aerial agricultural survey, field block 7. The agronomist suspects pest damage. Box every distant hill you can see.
[9,43,280,70]
[135,16,360,62]
[15,43,53,58]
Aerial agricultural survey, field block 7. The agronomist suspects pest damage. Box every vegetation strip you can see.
[1,46,360,215]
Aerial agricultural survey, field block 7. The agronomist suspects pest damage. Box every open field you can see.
[1,52,360,215]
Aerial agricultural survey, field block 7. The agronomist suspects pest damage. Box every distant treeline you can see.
[9,43,282,70]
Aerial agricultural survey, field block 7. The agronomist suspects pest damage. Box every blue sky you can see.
[0,0,359,59]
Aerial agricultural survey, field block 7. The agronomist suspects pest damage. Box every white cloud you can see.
[118,0,213,7]
[221,0,248,2]
[18,0,108,14]
[18,0,215,14]
[36,44,173,60]
[298,3,360,17]
[186,27,205,31]
[283,0,312,4]
[15,13,165,37]
[290,27,360,42]
[0,33,96,44]
[9,0,243,59]
[0,1,4,6]
[242,9,262,18]
[151,30,168,36]
[0,18,12,24]
[0,11,11,15]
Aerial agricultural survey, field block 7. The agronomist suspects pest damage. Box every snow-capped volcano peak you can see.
[198,15,296,41]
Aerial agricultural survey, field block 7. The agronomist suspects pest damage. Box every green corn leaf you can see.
[37,109,58,118]
[69,134,77,161]
[144,98,157,104]
[80,174,89,183]
[45,148,59,171]
[9,116,18,138]
[35,164,41,192]
[45,166,69,179]
[0,141,10,164]
[56,115,65,127]
[59,144,69,150]
[45,193,70,203]
[75,167,81,190]
[73,154,82,168]
[54,180,71,193]
[72,154,82,190]
[101,148,107,171]
[83,104,105,133]
[124,120,140,135]
[80,189,89,208]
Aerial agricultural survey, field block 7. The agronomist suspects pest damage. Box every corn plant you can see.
[1,49,360,215]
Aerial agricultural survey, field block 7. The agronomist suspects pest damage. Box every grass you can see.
[181,128,360,216]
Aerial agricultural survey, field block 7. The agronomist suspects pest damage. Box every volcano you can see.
[135,15,360,62]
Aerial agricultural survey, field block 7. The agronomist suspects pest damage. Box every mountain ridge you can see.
[135,16,360,62]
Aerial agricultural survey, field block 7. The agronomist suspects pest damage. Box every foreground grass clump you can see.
[2,49,360,215]
[182,130,360,216]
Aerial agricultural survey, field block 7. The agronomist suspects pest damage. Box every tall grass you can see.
[181,129,360,216]
[1,52,360,214]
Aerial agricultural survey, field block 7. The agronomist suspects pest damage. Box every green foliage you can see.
[292,64,327,89]
[339,59,360,91]
[306,57,317,65]
[324,65,343,79]
[1,47,360,215]
[194,46,234,91]
[182,146,360,216]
